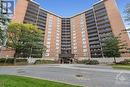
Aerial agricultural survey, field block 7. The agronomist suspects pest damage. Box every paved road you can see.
[0,64,130,87]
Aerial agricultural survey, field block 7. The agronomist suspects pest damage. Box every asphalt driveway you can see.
[0,64,130,87]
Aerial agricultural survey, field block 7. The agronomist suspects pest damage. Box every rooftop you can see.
[31,0,103,18]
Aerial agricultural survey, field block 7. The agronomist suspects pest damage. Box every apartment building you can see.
[11,0,130,62]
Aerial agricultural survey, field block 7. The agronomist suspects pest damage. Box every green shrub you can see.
[5,58,14,64]
[78,60,90,64]
[82,60,90,64]
[0,58,28,64]
[124,59,130,62]
[0,58,14,64]
[116,59,129,65]
[0,58,6,63]
[16,59,27,62]
[34,60,43,64]
[89,60,99,65]
[82,60,99,65]
[34,60,58,64]
[43,60,58,64]
[16,59,28,65]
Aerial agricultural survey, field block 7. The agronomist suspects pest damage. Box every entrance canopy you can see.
[59,54,74,58]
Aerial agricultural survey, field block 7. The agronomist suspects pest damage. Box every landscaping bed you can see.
[112,59,130,70]
[0,58,28,65]
[78,59,99,65]
[34,60,58,64]
[0,58,58,65]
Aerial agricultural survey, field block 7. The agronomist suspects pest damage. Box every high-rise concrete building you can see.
[11,0,130,62]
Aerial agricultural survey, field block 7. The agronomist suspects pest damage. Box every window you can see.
[82,31,85,34]
[83,45,87,48]
[57,18,60,21]
[82,38,86,41]
[73,25,75,27]
[73,33,76,36]
[47,38,51,41]
[73,36,76,39]
[47,34,51,38]
[83,41,86,44]
[46,49,50,52]
[83,49,87,52]
[56,33,60,36]
[73,43,77,46]
[48,25,52,28]
[56,47,59,49]
[74,46,77,49]
[74,50,77,53]
[56,36,60,39]
[80,22,84,25]
[56,30,60,32]
[73,40,76,43]
[49,16,53,19]
[73,30,76,33]
[82,33,86,38]
[46,45,50,48]
[56,40,59,43]
[83,53,87,56]
[48,31,51,34]
[56,27,60,30]
[56,43,59,46]
[47,41,50,45]
[48,28,52,30]
[45,53,49,56]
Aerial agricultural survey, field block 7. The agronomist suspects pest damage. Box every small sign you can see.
[0,0,14,15]
[115,72,130,85]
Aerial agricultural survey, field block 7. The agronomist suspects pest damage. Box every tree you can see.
[7,23,46,63]
[0,15,10,47]
[7,23,24,58]
[19,24,46,58]
[125,3,130,31]
[0,28,4,46]
[0,18,9,56]
[103,35,127,63]
[125,3,130,22]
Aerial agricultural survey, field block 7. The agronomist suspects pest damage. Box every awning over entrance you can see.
[59,54,74,58]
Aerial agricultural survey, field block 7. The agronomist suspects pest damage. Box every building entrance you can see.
[60,57,73,64]
[59,54,74,64]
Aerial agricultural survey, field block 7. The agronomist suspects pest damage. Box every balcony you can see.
[89,37,99,41]
[89,41,100,45]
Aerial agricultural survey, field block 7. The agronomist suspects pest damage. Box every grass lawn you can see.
[112,64,130,70]
[0,75,82,87]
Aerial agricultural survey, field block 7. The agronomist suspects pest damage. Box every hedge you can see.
[34,60,58,64]
[0,58,28,64]
[116,59,130,65]
[82,60,99,65]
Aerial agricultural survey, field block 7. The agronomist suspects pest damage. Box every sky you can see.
[34,0,130,28]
